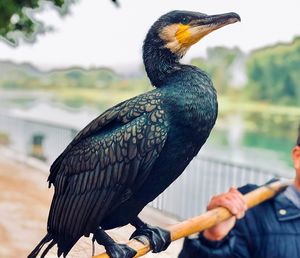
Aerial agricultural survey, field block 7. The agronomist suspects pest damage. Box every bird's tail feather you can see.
[41,240,56,258]
[28,233,54,258]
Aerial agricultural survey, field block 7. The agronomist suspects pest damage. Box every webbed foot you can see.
[105,243,137,258]
[130,224,171,253]
[93,227,136,258]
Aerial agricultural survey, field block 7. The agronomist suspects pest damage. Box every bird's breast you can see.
[166,86,217,135]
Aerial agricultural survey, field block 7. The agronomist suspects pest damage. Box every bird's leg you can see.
[93,227,137,258]
[130,217,171,253]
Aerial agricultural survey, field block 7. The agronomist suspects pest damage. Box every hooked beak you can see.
[182,12,240,47]
[192,12,241,31]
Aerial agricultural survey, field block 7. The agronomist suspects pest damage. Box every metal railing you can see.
[0,112,292,220]
[149,155,288,220]
[0,113,78,163]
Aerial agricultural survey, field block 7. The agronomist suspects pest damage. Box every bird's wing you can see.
[47,91,169,239]
[48,91,163,185]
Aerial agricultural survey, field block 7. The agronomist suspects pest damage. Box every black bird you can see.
[29,10,240,258]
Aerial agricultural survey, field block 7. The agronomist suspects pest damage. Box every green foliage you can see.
[0,0,64,44]
[1,37,299,108]
[0,60,151,108]
[0,61,120,89]
[192,38,300,106]
[0,0,118,45]
[245,37,300,105]
[192,46,245,94]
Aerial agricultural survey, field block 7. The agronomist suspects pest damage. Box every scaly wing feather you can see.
[46,91,168,246]
[48,90,163,185]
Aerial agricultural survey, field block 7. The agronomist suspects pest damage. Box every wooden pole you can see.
[94,179,292,258]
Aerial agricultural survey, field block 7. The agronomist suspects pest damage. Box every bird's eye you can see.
[181,17,189,25]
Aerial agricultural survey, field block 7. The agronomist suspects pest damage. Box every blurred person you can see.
[179,125,300,258]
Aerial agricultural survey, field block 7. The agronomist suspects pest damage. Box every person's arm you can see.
[179,187,251,258]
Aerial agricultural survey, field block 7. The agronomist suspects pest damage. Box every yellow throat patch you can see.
[176,24,192,47]
[160,23,207,56]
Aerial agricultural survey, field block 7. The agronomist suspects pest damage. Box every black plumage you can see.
[29,10,240,258]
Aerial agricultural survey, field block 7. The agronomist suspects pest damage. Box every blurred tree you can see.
[283,74,296,98]
[0,0,118,45]
[246,37,300,105]
[192,47,245,94]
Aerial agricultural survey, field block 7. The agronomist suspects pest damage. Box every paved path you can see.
[0,149,183,258]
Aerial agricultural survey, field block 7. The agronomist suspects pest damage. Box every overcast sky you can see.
[0,0,299,71]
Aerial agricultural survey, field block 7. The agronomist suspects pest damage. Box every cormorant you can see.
[29,10,240,258]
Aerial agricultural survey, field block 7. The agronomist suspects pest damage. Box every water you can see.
[203,111,300,173]
[1,98,298,173]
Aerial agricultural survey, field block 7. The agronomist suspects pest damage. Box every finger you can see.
[229,193,247,213]
[207,194,226,210]
[207,188,247,212]
[225,196,243,215]
[229,186,237,192]
[207,192,234,210]
[213,196,240,215]
[221,194,247,215]
[236,191,248,210]
[228,188,248,210]
[236,211,245,219]
[225,194,247,219]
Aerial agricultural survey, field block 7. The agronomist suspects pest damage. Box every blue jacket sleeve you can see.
[178,225,251,258]
[178,184,258,258]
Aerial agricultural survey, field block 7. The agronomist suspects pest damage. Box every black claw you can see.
[106,243,137,258]
[130,224,171,253]
[93,227,136,258]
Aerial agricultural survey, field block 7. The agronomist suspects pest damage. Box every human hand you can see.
[203,187,247,241]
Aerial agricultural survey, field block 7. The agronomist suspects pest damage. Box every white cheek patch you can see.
[159,24,190,57]
[159,24,178,45]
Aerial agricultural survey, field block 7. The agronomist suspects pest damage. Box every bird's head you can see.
[143,10,240,86]
[144,10,241,59]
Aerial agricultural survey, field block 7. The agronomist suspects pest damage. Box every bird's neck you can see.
[143,37,182,87]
